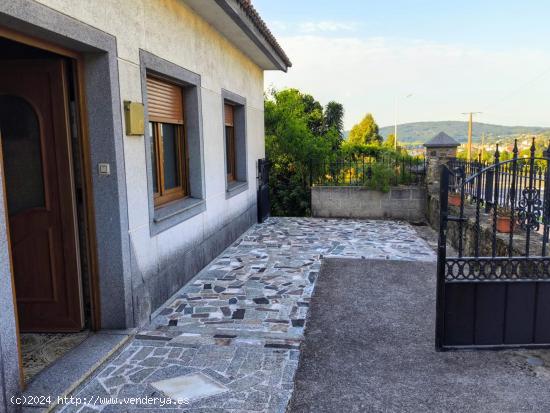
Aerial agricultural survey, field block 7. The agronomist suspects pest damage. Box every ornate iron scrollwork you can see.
[445,257,550,281]
[517,188,543,231]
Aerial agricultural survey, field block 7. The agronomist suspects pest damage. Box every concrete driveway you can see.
[289,258,550,413]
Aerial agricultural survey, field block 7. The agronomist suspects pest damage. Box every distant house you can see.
[0,0,290,407]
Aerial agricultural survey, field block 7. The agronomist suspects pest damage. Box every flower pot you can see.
[496,216,512,233]
[448,193,461,207]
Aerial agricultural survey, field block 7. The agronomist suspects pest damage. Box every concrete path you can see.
[57,218,434,412]
[288,258,550,413]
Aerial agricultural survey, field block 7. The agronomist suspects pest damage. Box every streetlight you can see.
[394,93,413,150]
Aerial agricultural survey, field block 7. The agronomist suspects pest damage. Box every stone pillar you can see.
[0,156,21,412]
[423,132,460,193]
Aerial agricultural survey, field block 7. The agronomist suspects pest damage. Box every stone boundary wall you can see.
[311,186,426,221]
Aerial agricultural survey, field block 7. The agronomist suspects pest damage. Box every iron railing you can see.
[309,155,425,188]
[449,153,547,214]
[446,139,550,258]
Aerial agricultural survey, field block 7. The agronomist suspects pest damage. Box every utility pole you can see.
[394,98,397,150]
[462,112,482,161]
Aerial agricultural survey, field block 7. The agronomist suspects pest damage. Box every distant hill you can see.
[347,121,550,144]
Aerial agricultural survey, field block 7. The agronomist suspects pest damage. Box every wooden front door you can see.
[0,60,83,332]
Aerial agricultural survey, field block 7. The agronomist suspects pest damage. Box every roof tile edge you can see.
[235,0,292,68]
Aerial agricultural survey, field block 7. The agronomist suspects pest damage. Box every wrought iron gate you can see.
[257,158,270,223]
[436,140,550,350]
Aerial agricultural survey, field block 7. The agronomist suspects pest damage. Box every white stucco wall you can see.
[34,0,265,272]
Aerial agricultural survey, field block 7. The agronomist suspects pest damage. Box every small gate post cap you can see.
[424,132,460,148]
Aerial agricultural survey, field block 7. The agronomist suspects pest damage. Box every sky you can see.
[253,0,550,130]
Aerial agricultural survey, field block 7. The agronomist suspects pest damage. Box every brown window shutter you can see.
[146,76,184,124]
[224,103,234,126]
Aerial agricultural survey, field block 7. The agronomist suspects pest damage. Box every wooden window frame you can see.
[224,103,236,183]
[147,74,189,207]
[150,120,189,207]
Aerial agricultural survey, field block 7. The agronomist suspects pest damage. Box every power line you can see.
[482,64,550,113]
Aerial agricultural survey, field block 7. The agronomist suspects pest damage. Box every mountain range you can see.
[366,121,550,144]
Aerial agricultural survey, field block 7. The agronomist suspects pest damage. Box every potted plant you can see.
[448,191,461,207]
[496,206,513,233]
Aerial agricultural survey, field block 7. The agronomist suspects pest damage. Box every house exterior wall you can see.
[0,1,270,407]
[32,0,264,326]
[27,0,265,324]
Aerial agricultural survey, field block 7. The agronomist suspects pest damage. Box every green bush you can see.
[365,163,394,192]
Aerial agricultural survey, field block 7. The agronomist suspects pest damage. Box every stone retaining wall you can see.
[311,186,426,221]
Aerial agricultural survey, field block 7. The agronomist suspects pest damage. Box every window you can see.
[224,103,236,182]
[146,75,188,207]
[221,90,247,198]
[141,50,206,234]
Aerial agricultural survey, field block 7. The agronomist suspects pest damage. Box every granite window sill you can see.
[226,180,248,199]
[151,197,205,234]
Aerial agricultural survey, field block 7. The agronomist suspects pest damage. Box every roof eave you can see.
[182,0,290,72]
[215,0,289,71]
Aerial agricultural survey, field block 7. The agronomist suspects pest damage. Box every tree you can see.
[264,88,335,216]
[348,113,382,145]
[324,101,344,137]
[265,88,332,163]
[384,133,396,148]
[300,93,324,135]
[323,101,345,152]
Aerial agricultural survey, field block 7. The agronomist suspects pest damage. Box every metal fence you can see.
[449,141,548,216]
[436,140,550,350]
[309,155,425,187]
[257,158,271,222]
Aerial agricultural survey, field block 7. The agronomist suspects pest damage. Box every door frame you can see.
[0,27,101,385]
[0,5,133,405]
[0,125,24,389]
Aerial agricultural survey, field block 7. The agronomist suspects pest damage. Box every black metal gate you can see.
[436,140,550,350]
[257,158,270,223]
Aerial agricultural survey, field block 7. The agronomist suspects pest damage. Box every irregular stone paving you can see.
[60,218,435,413]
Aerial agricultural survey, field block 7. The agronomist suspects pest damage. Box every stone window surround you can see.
[139,50,206,236]
[221,89,248,199]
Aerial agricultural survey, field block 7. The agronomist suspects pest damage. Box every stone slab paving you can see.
[59,218,435,413]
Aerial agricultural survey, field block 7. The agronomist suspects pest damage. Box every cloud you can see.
[269,20,289,33]
[265,35,550,129]
[297,21,359,33]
